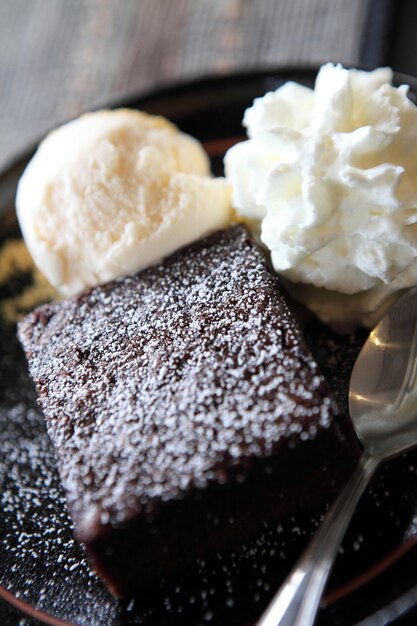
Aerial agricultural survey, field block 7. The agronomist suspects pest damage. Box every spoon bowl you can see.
[350,286,417,459]
[257,286,417,626]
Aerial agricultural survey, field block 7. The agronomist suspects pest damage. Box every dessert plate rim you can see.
[2,64,417,626]
[3,62,417,180]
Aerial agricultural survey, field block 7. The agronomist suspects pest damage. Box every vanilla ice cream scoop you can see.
[17,109,232,295]
[225,64,417,329]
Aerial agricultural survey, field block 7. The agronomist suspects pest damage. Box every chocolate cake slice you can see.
[18,225,360,596]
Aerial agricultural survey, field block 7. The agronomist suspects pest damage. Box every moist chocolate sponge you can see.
[18,225,360,596]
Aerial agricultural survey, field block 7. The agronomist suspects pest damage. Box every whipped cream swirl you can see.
[225,64,417,329]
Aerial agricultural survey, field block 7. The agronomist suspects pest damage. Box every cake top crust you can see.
[18,226,341,532]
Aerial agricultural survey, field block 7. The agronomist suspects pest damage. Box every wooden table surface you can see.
[0,1,406,624]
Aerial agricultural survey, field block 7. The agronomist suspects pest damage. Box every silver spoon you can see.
[257,286,417,626]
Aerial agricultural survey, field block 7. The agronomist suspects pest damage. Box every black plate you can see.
[3,68,417,626]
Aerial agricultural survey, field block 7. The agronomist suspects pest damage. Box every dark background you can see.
[0,0,403,173]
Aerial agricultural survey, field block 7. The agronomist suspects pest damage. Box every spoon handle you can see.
[256,453,379,626]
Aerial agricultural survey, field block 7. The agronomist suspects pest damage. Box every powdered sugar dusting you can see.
[18,226,340,533]
[0,329,119,624]
[2,224,410,624]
